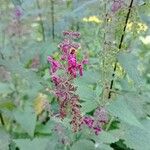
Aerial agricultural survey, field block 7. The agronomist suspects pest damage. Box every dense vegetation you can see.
[0,0,150,150]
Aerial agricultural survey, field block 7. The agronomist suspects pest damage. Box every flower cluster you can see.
[47,31,88,132]
[82,107,108,135]
[83,16,102,24]
[54,124,70,145]
[13,6,23,20]
[111,0,124,13]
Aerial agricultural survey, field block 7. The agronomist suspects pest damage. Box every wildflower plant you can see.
[0,1,150,150]
[82,107,108,135]
[47,31,88,132]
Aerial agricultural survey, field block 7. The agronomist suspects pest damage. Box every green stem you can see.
[36,0,46,42]
[101,0,108,103]
[0,30,5,59]
[105,116,114,131]
[51,0,55,40]
[108,0,134,99]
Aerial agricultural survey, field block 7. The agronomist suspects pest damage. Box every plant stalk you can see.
[51,0,55,40]
[108,0,134,99]
[36,0,46,42]
[0,113,5,126]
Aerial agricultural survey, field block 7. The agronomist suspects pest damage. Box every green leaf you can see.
[0,128,10,150]
[0,59,43,98]
[74,78,97,102]
[81,100,98,113]
[95,131,119,144]
[35,121,53,134]
[14,138,49,150]
[106,95,143,128]
[13,104,37,137]
[71,139,95,150]
[141,119,150,134]
[95,144,113,150]
[40,42,58,64]
[121,124,150,150]
[11,0,22,6]
[123,93,147,119]
[0,83,12,94]
[0,99,15,110]
[81,70,100,84]
[118,52,144,86]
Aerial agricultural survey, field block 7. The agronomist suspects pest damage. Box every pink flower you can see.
[63,31,70,36]
[68,67,77,78]
[59,39,71,54]
[94,107,108,123]
[82,107,108,135]
[83,116,94,128]
[111,0,124,13]
[56,91,67,101]
[77,64,83,76]
[14,6,23,19]
[67,54,77,77]
[93,126,101,135]
[47,56,60,73]
[82,58,88,65]
[71,31,81,39]
[63,31,81,39]
[47,31,88,132]
[67,54,87,77]
[51,74,61,85]
[68,54,77,67]
[71,43,80,49]
[70,97,82,132]
[60,43,71,54]
[61,54,67,60]
[82,116,102,135]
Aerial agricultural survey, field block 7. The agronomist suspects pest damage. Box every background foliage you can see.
[0,0,150,150]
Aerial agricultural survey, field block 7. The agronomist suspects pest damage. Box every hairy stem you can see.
[51,0,55,40]
[108,0,134,99]
[0,30,5,59]
[105,116,114,131]
[36,0,46,41]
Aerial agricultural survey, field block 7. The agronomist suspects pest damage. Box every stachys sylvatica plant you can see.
[47,31,108,134]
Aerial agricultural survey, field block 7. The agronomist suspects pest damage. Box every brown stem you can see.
[0,113,5,126]
[108,0,134,99]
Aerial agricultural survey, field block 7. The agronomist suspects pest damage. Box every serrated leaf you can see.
[71,139,95,150]
[96,131,119,144]
[14,138,49,150]
[0,83,12,94]
[122,124,150,150]
[141,119,150,133]
[95,144,113,150]
[118,52,143,86]
[124,93,147,119]
[0,59,43,98]
[0,128,10,150]
[81,100,98,113]
[35,125,51,135]
[13,105,37,137]
[74,79,97,102]
[81,70,100,84]
[106,95,143,128]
